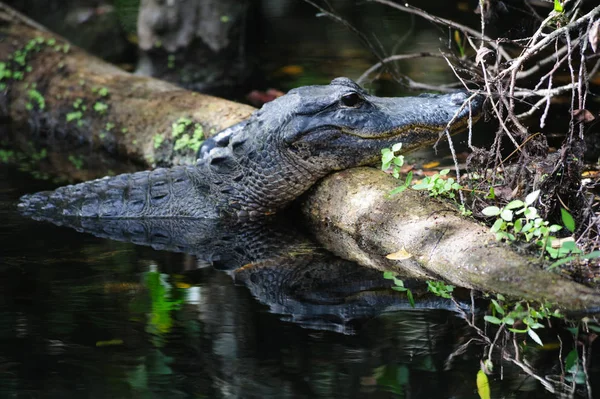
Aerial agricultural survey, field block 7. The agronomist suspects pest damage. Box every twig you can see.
[368,0,513,61]
[497,5,600,80]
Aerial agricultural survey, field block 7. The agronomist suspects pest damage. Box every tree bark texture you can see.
[301,168,600,311]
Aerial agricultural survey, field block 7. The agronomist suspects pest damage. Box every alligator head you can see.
[202,77,482,218]
[19,77,482,220]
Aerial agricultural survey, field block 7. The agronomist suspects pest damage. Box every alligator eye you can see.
[340,92,362,107]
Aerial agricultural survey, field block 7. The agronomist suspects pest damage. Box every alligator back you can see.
[18,165,217,219]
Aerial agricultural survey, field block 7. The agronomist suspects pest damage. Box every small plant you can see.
[427,281,454,298]
[93,102,108,114]
[153,134,164,149]
[381,143,412,195]
[484,295,562,346]
[383,271,415,307]
[412,169,462,199]
[481,190,579,259]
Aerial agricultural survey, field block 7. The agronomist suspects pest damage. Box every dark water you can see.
[1,164,590,399]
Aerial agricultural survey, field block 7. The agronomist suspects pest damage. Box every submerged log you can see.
[2,4,599,310]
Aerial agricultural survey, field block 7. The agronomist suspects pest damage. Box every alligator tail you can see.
[18,166,208,219]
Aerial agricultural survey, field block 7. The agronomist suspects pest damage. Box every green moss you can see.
[66,111,83,122]
[153,134,165,149]
[98,87,109,97]
[171,117,192,138]
[0,36,70,91]
[26,89,45,110]
[171,118,205,152]
[93,102,108,114]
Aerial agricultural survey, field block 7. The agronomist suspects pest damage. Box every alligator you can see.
[18,77,482,220]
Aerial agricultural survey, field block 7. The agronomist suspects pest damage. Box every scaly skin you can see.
[19,77,482,220]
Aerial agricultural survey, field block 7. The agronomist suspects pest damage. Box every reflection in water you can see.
[20,199,465,334]
[3,167,599,398]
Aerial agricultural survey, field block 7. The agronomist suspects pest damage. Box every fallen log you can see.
[2,4,598,310]
[0,3,254,180]
[302,168,600,311]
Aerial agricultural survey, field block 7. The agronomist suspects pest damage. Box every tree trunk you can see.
[0,3,254,180]
[301,168,600,311]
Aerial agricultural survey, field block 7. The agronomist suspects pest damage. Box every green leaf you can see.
[382,151,394,165]
[486,187,496,200]
[406,289,415,308]
[484,315,502,325]
[482,206,501,216]
[554,0,563,12]
[383,271,395,280]
[412,182,429,190]
[587,324,600,333]
[392,156,404,166]
[391,142,403,152]
[505,200,525,210]
[565,349,578,371]
[500,209,513,222]
[525,190,540,205]
[524,207,538,219]
[514,218,523,233]
[440,169,450,175]
[561,208,575,233]
[476,369,491,399]
[491,299,505,315]
[389,185,408,196]
[548,224,562,233]
[527,329,544,346]
[491,219,505,233]
[405,171,413,186]
[548,250,600,269]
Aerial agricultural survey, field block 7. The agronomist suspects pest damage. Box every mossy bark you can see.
[0,4,254,180]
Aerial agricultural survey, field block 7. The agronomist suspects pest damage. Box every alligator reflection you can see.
[25,210,464,334]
